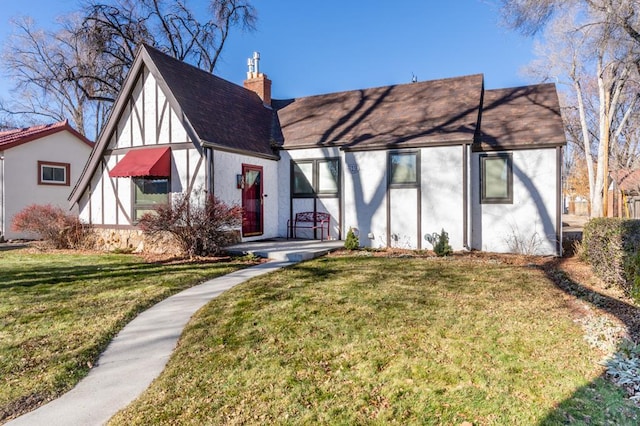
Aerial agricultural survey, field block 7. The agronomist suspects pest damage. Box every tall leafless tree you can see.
[502,0,640,217]
[0,0,256,137]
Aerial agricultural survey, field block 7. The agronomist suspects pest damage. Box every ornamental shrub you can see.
[344,228,359,250]
[138,192,242,257]
[432,228,453,257]
[11,204,93,249]
[582,218,640,299]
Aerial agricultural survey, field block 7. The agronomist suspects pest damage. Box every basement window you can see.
[480,153,513,204]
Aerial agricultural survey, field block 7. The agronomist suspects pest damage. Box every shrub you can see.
[582,218,640,298]
[344,228,360,250]
[11,204,93,249]
[426,228,453,257]
[138,192,242,257]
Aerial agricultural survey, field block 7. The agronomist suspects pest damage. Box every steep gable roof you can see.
[476,83,565,151]
[143,46,275,157]
[0,120,92,151]
[275,74,484,150]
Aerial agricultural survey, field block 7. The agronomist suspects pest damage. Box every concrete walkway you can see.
[8,260,295,426]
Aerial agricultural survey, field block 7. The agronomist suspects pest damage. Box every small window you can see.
[291,159,339,197]
[481,154,513,204]
[38,161,70,186]
[389,151,419,186]
[133,177,169,221]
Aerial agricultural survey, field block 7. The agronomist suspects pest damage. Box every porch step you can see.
[227,238,343,261]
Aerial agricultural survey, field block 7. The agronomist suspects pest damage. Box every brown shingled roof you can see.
[276,74,484,150]
[475,83,565,151]
[144,45,275,157]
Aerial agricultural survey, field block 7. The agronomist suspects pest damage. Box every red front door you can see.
[241,164,263,236]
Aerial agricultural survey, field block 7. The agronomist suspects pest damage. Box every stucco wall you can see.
[2,131,91,240]
[213,150,279,241]
[471,148,559,255]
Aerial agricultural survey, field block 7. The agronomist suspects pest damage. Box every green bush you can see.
[344,228,359,250]
[583,218,640,299]
[426,229,453,257]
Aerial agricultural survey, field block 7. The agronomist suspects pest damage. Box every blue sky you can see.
[0,0,537,101]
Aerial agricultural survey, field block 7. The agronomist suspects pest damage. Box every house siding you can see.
[213,150,279,241]
[2,131,91,240]
[79,66,202,228]
[471,148,559,255]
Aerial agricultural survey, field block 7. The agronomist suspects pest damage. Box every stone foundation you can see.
[92,228,183,255]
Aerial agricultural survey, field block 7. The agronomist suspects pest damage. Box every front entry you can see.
[241,164,263,236]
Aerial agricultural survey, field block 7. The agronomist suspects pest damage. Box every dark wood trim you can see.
[100,161,105,224]
[463,143,469,249]
[556,146,563,256]
[106,142,192,156]
[37,160,70,186]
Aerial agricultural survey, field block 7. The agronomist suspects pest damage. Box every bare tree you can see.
[504,0,640,217]
[0,0,257,138]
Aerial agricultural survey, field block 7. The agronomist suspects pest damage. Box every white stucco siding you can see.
[389,187,419,249]
[471,148,559,255]
[213,150,279,241]
[421,146,465,251]
[143,69,158,146]
[343,150,388,248]
[2,131,91,239]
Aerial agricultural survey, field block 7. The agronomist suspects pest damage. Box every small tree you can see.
[344,228,360,250]
[426,228,453,257]
[138,192,242,257]
[11,204,92,249]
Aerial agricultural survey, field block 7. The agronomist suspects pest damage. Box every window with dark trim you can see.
[389,151,419,187]
[291,158,339,197]
[38,161,70,186]
[480,153,513,204]
[133,177,170,221]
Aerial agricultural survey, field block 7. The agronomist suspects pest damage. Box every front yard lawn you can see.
[0,249,252,421]
[110,255,640,425]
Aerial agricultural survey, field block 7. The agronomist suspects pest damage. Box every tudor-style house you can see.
[70,45,566,255]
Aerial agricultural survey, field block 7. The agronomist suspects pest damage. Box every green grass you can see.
[110,256,640,425]
[0,250,251,420]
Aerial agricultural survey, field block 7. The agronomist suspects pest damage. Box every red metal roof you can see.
[109,146,171,178]
[0,120,93,150]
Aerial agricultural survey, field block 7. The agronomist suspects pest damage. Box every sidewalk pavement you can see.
[7,260,295,426]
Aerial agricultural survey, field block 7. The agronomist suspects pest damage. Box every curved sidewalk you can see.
[8,260,294,426]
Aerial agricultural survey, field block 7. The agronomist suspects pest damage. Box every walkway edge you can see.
[7,260,295,426]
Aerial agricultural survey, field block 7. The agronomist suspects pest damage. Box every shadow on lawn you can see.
[539,257,640,424]
[0,258,234,291]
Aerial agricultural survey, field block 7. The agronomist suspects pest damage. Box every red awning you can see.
[109,146,171,178]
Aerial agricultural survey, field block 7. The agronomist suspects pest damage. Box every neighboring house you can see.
[0,120,93,240]
[69,45,566,255]
[608,169,640,218]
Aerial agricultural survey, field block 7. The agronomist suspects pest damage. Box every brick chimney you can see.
[243,52,272,106]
